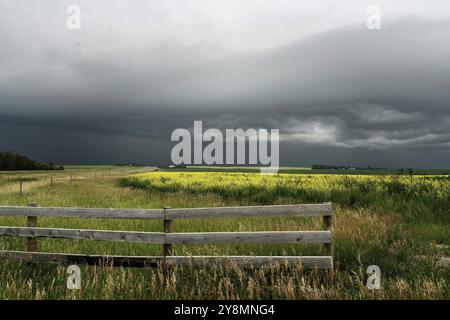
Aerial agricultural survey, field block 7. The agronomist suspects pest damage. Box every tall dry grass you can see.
[0,169,448,299]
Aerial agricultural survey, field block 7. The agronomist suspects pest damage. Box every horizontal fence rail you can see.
[165,204,332,219]
[166,231,331,244]
[0,203,331,219]
[0,203,334,272]
[0,251,333,269]
[0,227,331,244]
[0,206,164,219]
[0,226,166,244]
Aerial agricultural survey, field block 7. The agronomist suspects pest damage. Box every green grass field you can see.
[0,167,448,299]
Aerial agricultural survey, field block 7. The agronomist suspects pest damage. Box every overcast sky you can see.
[1,0,450,167]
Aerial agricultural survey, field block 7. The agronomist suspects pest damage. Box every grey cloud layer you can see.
[0,8,449,166]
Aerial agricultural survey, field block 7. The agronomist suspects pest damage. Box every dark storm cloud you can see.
[0,8,450,166]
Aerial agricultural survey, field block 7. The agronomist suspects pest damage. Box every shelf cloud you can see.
[1,1,449,167]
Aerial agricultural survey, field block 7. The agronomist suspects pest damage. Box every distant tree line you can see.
[397,167,415,175]
[311,164,385,170]
[0,151,63,171]
[115,163,143,167]
[158,165,187,169]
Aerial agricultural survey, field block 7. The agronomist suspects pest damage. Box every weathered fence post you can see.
[322,202,334,283]
[162,206,173,278]
[50,176,53,187]
[163,206,173,256]
[70,175,73,184]
[26,202,38,252]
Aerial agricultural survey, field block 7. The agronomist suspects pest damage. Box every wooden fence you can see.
[0,203,333,271]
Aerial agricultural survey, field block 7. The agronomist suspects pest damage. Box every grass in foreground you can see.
[0,169,448,299]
